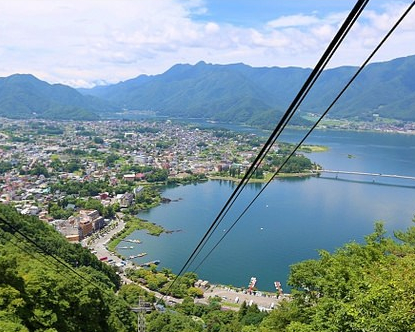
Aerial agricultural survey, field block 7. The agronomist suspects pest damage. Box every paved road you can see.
[84,214,132,268]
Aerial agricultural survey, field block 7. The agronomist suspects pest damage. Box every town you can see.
[0,118,317,243]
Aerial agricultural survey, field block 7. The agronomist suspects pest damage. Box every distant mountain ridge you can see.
[82,55,415,125]
[0,74,114,120]
[1,55,415,123]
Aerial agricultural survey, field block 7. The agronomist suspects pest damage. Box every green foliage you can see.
[105,153,119,167]
[118,284,156,305]
[146,169,168,183]
[50,179,111,197]
[0,203,136,332]
[147,310,203,332]
[239,303,267,326]
[29,163,50,178]
[265,153,313,173]
[107,214,164,252]
[93,136,104,144]
[0,161,13,174]
[48,202,73,219]
[0,204,119,288]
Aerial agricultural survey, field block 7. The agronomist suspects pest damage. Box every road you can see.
[84,214,133,268]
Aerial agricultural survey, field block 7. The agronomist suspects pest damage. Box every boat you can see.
[248,277,257,293]
[274,281,283,296]
[123,239,142,244]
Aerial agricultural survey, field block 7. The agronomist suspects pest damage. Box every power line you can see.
[184,0,369,268]
[0,215,109,294]
[159,0,370,302]
[0,229,76,283]
[191,0,415,273]
[186,0,371,268]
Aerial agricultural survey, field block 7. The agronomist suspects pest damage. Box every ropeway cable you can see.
[158,0,370,303]
[0,228,78,284]
[0,215,110,294]
[181,0,369,270]
[191,0,415,274]
[184,0,371,270]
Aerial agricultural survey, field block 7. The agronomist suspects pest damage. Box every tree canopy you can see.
[0,203,136,332]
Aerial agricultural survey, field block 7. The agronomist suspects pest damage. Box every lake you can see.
[117,129,415,292]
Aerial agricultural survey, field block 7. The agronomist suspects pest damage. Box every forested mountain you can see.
[83,55,415,124]
[0,74,113,120]
[0,204,136,332]
[1,55,415,124]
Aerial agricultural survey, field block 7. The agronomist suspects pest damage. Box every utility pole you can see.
[131,296,151,332]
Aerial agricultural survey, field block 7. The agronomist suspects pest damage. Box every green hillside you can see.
[0,204,136,332]
[84,55,415,124]
[0,74,112,120]
[2,55,415,124]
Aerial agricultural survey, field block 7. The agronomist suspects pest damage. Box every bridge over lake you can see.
[314,169,415,181]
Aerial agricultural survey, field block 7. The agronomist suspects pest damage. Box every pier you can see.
[121,239,141,244]
[314,170,415,181]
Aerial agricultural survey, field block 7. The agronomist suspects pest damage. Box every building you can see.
[119,193,134,208]
[55,209,106,242]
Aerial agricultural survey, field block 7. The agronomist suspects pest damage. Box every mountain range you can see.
[1,55,415,125]
[0,74,111,120]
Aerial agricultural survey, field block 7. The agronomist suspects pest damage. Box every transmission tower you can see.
[131,296,152,332]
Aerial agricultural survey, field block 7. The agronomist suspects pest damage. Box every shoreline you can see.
[207,171,318,183]
[87,215,286,310]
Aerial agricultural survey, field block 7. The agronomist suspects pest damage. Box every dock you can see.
[121,239,141,244]
[127,253,147,260]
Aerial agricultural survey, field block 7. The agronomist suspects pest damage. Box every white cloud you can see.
[0,0,414,87]
[267,14,321,28]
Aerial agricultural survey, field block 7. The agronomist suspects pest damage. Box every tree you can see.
[83,198,104,215]
[187,287,203,298]
[29,163,49,177]
[93,136,104,144]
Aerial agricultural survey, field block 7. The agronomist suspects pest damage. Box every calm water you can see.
[117,129,415,292]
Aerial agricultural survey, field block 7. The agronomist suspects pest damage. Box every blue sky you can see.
[0,0,414,87]
[194,0,358,26]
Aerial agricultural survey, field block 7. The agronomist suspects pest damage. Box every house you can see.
[119,193,134,208]
[99,192,109,200]
[134,186,144,197]
[123,174,136,181]
[135,173,146,181]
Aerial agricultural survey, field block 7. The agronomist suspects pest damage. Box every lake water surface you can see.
[118,129,415,292]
